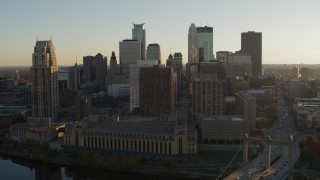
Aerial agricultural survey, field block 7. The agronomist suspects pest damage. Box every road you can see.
[226,83,301,180]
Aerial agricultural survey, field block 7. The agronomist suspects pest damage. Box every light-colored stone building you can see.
[64,115,197,155]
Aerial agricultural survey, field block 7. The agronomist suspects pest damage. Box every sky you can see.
[0,0,320,66]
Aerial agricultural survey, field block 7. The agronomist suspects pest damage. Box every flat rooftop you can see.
[202,115,245,121]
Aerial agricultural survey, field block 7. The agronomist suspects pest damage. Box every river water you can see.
[0,156,190,180]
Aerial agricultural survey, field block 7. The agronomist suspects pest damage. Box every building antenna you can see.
[50,36,52,41]
[36,36,39,41]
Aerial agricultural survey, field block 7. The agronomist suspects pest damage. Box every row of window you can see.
[76,136,173,155]
[83,130,174,140]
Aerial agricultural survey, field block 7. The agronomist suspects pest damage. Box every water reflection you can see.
[0,156,190,180]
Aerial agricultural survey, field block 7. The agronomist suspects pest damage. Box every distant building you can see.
[146,43,161,64]
[228,52,252,77]
[300,68,309,81]
[192,74,226,122]
[139,66,175,116]
[199,61,226,79]
[119,39,141,76]
[132,23,146,60]
[166,53,183,99]
[75,96,92,121]
[129,60,159,111]
[241,31,262,76]
[107,84,129,98]
[83,53,107,91]
[188,23,214,63]
[292,66,300,79]
[106,51,126,88]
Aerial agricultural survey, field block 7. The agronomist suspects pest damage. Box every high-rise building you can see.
[146,43,161,64]
[69,62,80,92]
[166,53,183,100]
[29,40,59,123]
[192,74,226,122]
[227,52,252,77]
[82,53,107,91]
[199,61,226,79]
[139,66,175,116]
[106,51,126,86]
[83,55,96,82]
[235,92,256,130]
[188,23,214,63]
[241,31,262,76]
[119,39,141,76]
[216,51,230,75]
[300,68,309,81]
[292,66,300,79]
[129,60,159,111]
[132,23,146,60]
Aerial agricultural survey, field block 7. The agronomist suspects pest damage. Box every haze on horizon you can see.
[0,0,320,66]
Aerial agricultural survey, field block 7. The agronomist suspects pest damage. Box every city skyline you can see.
[1,0,320,66]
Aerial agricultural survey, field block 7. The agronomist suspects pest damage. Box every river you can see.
[0,156,191,180]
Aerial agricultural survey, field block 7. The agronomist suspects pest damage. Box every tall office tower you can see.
[83,53,107,91]
[15,69,20,81]
[188,23,214,63]
[241,31,262,76]
[167,53,183,100]
[199,61,226,79]
[292,66,300,79]
[119,39,141,76]
[106,51,126,89]
[139,66,175,116]
[132,23,146,60]
[235,92,256,130]
[227,52,252,77]
[95,53,107,91]
[129,60,159,111]
[69,62,80,92]
[29,40,59,123]
[146,43,161,64]
[300,68,309,81]
[109,51,117,76]
[216,51,230,77]
[192,74,226,122]
[83,55,96,82]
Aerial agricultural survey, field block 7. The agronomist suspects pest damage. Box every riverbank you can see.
[0,137,241,179]
[0,148,219,179]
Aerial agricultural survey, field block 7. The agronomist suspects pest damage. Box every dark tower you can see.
[241,31,262,76]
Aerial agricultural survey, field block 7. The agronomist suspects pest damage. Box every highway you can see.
[226,83,301,180]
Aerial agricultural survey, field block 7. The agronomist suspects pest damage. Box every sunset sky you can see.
[1,0,320,66]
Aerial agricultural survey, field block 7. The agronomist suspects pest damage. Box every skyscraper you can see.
[241,31,262,76]
[166,53,183,100]
[129,60,159,111]
[83,53,107,91]
[132,23,146,60]
[29,40,59,123]
[119,39,141,76]
[192,74,226,122]
[188,23,214,63]
[139,66,175,116]
[146,43,161,64]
